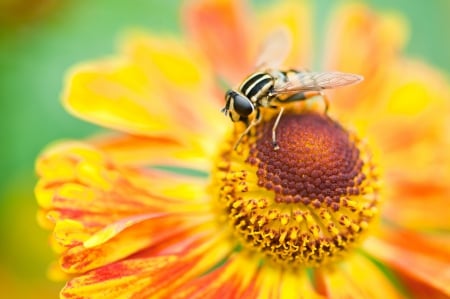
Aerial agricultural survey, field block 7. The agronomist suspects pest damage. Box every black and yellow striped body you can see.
[222,70,307,124]
[238,71,275,107]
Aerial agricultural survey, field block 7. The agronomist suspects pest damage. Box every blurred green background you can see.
[0,0,448,297]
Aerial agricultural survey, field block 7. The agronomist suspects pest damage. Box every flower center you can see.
[210,110,380,268]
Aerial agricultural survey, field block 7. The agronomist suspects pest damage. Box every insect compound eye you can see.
[231,91,254,117]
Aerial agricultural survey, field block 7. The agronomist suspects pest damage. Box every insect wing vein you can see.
[273,72,363,94]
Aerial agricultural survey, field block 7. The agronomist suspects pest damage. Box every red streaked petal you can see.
[36,141,212,254]
[364,232,450,297]
[59,216,210,273]
[171,253,260,299]
[183,0,252,84]
[90,133,215,171]
[60,233,233,298]
[61,255,180,299]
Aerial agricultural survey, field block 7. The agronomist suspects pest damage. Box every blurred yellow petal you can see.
[53,219,90,247]
[279,270,323,299]
[317,253,405,299]
[120,33,225,132]
[324,3,408,77]
[64,59,173,134]
[63,52,222,142]
[120,33,212,94]
[255,0,312,69]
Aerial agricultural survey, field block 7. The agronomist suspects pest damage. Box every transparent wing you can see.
[273,71,364,94]
[254,27,292,70]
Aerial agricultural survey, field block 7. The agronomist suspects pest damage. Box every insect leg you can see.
[272,107,285,151]
[319,91,330,114]
[234,109,262,150]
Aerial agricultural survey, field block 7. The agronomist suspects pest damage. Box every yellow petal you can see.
[63,58,177,135]
[63,48,222,140]
[255,0,312,69]
[120,33,213,95]
[317,253,405,299]
[279,270,323,299]
[83,213,165,248]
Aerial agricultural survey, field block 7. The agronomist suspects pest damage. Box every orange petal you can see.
[365,61,450,157]
[383,178,450,230]
[315,253,405,299]
[364,231,450,297]
[324,3,407,78]
[183,0,253,84]
[364,63,450,230]
[323,4,408,113]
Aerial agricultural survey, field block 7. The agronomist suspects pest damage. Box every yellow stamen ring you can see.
[211,111,380,268]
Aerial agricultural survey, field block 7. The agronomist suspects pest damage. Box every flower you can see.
[35,0,450,298]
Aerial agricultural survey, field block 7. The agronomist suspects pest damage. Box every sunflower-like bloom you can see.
[36,0,450,298]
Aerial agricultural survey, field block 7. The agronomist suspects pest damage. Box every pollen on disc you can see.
[210,112,380,268]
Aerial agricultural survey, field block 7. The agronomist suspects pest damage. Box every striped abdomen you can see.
[238,72,274,104]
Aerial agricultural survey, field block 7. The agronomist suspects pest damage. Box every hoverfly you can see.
[221,28,363,150]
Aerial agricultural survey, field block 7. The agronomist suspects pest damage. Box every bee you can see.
[221,29,363,150]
